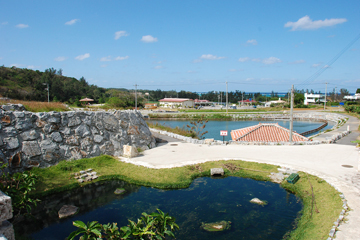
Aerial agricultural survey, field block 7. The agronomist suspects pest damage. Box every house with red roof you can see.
[158,98,194,108]
[231,123,309,142]
[238,99,257,106]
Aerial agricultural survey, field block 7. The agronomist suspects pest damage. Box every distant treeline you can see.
[0,66,352,106]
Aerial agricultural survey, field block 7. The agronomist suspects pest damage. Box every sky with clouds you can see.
[1,0,359,93]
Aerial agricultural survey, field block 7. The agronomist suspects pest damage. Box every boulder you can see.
[58,205,79,219]
[211,168,224,176]
[201,221,231,232]
[123,145,138,158]
[250,198,267,205]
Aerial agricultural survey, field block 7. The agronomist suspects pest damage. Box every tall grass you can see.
[0,100,69,112]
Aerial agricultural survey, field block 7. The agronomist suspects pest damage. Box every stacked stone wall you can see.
[0,105,155,173]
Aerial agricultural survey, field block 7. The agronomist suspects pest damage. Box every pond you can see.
[16,177,302,240]
[148,119,334,141]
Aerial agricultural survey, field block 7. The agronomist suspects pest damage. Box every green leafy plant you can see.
[0,165,40,217]
[68,209,179,240]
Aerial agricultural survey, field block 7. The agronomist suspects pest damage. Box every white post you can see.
[358,150,360,172]
[324,82,328,110]
[134,84,137,110]
[226,82,228,114]
[289,85,294,142]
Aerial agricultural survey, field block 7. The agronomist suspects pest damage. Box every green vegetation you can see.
[147,122,197,138]
[0,165,40,217]
[68,209,178,240]
[30,156,343,240]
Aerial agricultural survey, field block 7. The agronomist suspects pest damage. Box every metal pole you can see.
[289,85,294,142]
[134,84,137,110]
[242,92,244,107]
[47,83,49,103]
[226,82,228,114]
[324,82,328,110]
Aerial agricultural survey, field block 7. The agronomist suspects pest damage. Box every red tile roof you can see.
[158,98,193,102]
[238,99,256,103]
[231,123,309,142]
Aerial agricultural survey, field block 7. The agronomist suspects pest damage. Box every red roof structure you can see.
[158,98,192,102]
[231,123,309,142]
[238,99,256,103]
[194,99,210,103]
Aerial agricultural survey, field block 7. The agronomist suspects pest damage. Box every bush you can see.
[0,165,40,217]
[295,104,309,108]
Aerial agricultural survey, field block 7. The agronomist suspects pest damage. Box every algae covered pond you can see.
[17,177,302,240]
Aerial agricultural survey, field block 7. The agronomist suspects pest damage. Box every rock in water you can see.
[114,188,126,195]
[250,198,267,205]
[58,205,79,219]
[201,221,231,232]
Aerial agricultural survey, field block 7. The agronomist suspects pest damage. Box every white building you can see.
[264,98,286,107]
[158,98,194,108]
[304,93,326,105]
[344,93,360,101]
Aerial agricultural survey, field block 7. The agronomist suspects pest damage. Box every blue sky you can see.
[1,0,359,93]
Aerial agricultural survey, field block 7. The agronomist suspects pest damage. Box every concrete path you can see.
[122,112,360,239]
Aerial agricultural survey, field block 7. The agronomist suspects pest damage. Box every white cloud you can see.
[16,24,28,28]
[115,56,129,61]
[262,57,281,65]
[27,65,35,69]
[252,58,261,62]
[1,22,8,25]
[10,63,22,68]
[328,35,336,38]
[65,19,79,25]
[322,65,331,69]
[54,56,66,62]
[200,54,225,60]
[154,66,163,69]
[141,35,158,43]
[284,15,347,31]
[247,39,258,45]
[100,56,112,62]
[312,63,321,68]
[289,60,305,64]
[238,57,250,62]
[75,53,90,61]
[100,64,107,68]
[114,31,129,40]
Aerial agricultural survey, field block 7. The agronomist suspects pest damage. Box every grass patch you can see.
[147,122,197,138]
[31,156,343,240]
[0,100,69,112]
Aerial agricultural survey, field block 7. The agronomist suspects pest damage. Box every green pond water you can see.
[17,177,302,240]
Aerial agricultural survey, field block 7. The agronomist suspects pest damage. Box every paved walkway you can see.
[122,113,360,240]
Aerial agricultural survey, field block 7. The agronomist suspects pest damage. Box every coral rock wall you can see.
[0,105,155,172]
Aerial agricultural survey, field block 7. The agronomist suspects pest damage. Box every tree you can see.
[294,93,305,105]
[356,88,360,94]
[187,117,208,139]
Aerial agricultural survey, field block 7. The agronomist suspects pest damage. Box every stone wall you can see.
[0,105,155,173]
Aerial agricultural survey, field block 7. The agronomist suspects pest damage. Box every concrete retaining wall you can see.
[0,104,156,173]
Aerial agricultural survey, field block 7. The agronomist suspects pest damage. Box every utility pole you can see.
[42,83,49,103]
[324,82,328,110]
[335,87,337,102]
[289,85,294,142]
[226,82,228,114]
[242,92,244,107]
[134,84,138,110]
[220,92,222,106]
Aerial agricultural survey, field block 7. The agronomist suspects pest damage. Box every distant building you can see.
[194,99,213,107]
[231,123,309,142]
[344,93,360,101]
[304,93,326,105]
[264,98,286,107]
[238,99,256,106]
[144,103,157,109]
[158,98,194,108]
